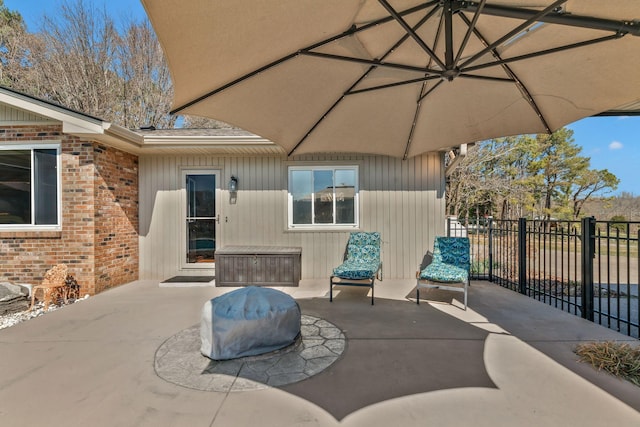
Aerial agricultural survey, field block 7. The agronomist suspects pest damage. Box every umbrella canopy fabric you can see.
[142,0,640,159]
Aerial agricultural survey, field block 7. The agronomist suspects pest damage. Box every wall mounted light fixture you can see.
[229,176,238,192]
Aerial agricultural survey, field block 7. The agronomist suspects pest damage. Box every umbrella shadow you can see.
[281,297,496,420]
[153,296,495,421]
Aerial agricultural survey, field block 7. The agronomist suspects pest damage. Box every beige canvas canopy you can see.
[142,0,640,158]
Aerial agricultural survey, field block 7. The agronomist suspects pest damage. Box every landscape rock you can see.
[0,283,30,315]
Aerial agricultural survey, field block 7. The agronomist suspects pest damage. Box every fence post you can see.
[581,216,595,321]
[518,218,527,295]
[488,219,493,282]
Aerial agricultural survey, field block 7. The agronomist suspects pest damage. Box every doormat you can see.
[162,276,215,283]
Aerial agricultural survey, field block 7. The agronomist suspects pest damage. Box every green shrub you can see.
[609,215,627,232]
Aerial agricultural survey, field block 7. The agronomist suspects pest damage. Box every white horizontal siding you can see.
[139,153,445,280]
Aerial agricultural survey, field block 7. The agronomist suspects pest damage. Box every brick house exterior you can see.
[0,88,142,296]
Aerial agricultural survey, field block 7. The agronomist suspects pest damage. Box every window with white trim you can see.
[0,144,61,228]
[288,165,359,229]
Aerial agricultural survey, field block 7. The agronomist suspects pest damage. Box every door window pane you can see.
[187,174,216,217]
[185,173,216,264]
[187,219,216,263]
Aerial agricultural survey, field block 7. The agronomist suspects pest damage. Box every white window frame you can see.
[0,142,62,231]
[287,165,359,230]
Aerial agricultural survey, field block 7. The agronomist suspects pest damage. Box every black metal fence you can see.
[447,217,640,339]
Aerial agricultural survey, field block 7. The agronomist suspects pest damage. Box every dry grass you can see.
[575,341,640,387]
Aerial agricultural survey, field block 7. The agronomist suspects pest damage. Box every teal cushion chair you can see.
[417,237,470,310]
[330,232,382,305]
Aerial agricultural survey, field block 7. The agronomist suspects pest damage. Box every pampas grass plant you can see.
[575,341,640,387]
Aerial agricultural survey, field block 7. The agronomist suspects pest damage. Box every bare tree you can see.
[3,0,177,129]
[31,0,121,118]
[115,19,175,129]
[0,0,32,87]
[446,138,534,220]
[446,130,619,221]
[182,115,237,129]
[1,0,244,130]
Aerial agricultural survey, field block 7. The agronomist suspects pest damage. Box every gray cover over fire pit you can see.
[200,286,301,360]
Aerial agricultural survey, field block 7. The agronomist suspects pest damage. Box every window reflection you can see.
[289,166,358,228]
[0,148,59,226]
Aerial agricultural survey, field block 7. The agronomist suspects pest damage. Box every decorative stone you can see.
[156,314,345,392]
[0,283,30,315]
[200,287,301,360]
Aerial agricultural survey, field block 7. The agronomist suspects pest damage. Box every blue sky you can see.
[567,116,639,196]
[6,0,640,195]
[5,0,148,30]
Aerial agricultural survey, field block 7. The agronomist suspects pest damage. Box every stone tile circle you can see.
[154,314,345,392]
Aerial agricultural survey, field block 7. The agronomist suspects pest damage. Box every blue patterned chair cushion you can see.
[420,262,468,283]
[419,237,470,283]
[332,232,381,280]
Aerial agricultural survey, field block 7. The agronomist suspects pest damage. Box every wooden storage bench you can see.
[215,246,302,287]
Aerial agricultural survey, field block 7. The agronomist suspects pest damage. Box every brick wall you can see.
[93,144,139,293]
[0,125,139,295]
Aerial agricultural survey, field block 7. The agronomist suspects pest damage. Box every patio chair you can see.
[30,264,68,311]
[330,232,382,305]
[416,237,470,310]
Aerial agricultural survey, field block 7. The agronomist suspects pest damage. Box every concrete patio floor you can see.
[0,278,639,426]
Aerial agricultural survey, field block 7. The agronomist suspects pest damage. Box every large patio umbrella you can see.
[141,0,640,159]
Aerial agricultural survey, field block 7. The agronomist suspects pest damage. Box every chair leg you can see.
[416,286,420,305]
[371,282,374,305]
[329,277,333,302]
[463,279,468,310]
[43,288,51,311]
[29,287,38,311]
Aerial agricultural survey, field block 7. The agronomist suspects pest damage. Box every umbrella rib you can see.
[461,33,624,74]
[464,2,640,36]
[458,13,552,134]
[287,75,369,157]
[458,74,514,83]
[170,2,438,115]
[418,79,444,103]
[400,79,444,158]
[404,88,426,160]
[343,4,442,95]
[288,5,442,157]
[454,0,486,67]
[403,8,446,159]
[459,0,568,70]
[301,2,443,76]
[378,0,446,70]
[347,75,442,95]
[300,51,442,76]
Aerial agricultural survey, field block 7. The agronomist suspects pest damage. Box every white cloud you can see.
[609,141,623,150]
